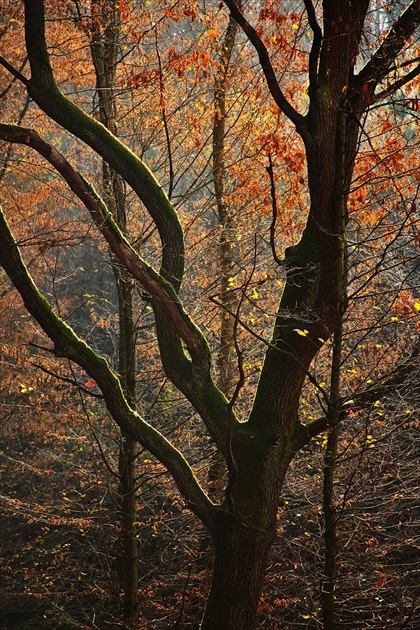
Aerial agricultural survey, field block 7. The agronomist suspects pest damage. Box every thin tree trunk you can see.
[114,266,139,626]
[207,7,241,503]
[89,1,140,624]
[321,103,348,629]
[117,428,139,626]
[214,12,240,397]
[322,417,339,629]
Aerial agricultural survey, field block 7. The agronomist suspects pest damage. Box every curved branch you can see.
[0,122,232,454]
[22,0,183,291]
[266,154,284,267]
[0,205,214,526]
[0,123,204,361]
[222,0,305,129]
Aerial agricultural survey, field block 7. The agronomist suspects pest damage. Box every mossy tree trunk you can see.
[201,439,295,629]
[201,518,276,630]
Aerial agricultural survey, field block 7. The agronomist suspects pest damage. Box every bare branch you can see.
[0,55,29,87]
[345,341,420,410]
[30,361,104,399]
[222,0,305,129]
[356,0,420,90]
[297,340,420,447]
[303,0,322,96]
[373,60,420,103]
[0,204,214,526]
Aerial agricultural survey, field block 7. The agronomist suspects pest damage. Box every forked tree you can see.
[0,1,419,628]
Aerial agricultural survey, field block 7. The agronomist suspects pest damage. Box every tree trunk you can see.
[202,10,241,511]
[201,438,294,629]
[201,514,276,630]
[114,268,139,626]
[89,2,140,623]
[213,12,240,399]
[117,430,139,626]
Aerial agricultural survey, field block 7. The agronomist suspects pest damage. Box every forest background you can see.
[0,1,419,628]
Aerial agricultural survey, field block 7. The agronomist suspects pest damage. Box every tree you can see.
[0,1,419,628]
[87,1,140,623]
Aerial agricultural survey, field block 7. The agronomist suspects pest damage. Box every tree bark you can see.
[321,98,348,630]
[201,434,294,629]
[201,516,275,630]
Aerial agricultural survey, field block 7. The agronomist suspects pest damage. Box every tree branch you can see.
[0,122,232,455]
[222,0,305,129]
[0,57,29,98]
[21,0,183,292]
[30,361,104,399]
[303,0,322,97]
[0,55,29,87]
[0,204,214,526]
[266,154,284,267]
[17,0,236,453]
[296,339,419,448]
[373,60,420,103]
[0,123,205,363]
[345,341,419,410]
[356,0,420,91]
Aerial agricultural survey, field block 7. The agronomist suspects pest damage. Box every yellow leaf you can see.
[414,302,420,311]
[294,328,309,337]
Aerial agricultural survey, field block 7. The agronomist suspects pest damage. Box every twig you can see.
[170,564,192,628]
[30,361,104,399]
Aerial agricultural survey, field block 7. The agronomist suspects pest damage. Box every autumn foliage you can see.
[0,1,419,628]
